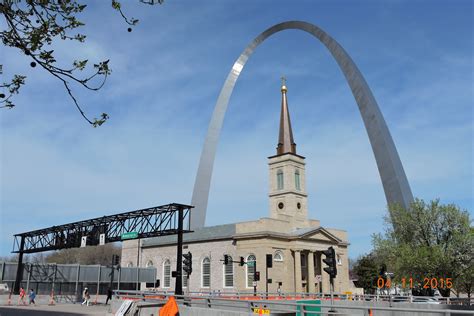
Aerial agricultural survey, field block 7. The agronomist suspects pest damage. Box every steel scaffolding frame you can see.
[11,202,193,295]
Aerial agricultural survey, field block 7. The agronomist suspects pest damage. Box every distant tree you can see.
[45,244,121,265]
[373,199,473,297]
[352,253,380,294]
[0,0,163,126]
[451,228,474,303]
[0,254,19,262]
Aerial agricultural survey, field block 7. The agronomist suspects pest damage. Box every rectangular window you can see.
[295,171,301,190]
[277,171,284,190]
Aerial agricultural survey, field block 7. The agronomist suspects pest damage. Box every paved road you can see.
[0,304,111,316]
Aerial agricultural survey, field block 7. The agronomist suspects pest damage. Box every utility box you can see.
[296,299,321,315]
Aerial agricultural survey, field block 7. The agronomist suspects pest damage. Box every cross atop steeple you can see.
[276,78,296,155]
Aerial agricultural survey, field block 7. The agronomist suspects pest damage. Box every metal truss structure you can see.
[12,203,192,254]
[12,203,193,295]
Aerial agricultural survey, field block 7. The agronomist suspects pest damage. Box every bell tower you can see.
[268,78,308,226]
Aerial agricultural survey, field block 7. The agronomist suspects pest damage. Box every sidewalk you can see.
[0,304,111,316]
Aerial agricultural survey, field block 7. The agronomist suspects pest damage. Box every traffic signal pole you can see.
[330,278,335,312]
[254,261,257,296]
[13,236,25,294]
[265,254,272,299]
[322,246,337,313]
[175,207,184,296]
[109,256,115,289]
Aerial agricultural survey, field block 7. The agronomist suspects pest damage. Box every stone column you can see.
[294,250,302,293]
[307,251,316,293]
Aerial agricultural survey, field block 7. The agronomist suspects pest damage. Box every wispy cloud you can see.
[1,1,472,258]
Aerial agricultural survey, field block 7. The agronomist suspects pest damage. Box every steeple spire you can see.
[276,76,297,155]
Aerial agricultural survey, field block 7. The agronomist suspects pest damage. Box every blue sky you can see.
[0,0,472,259]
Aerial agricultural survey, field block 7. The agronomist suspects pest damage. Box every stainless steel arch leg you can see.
[190,21,413,228]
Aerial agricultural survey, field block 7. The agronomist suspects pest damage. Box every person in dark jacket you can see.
[28,289,36,305]
[106,288,113,305]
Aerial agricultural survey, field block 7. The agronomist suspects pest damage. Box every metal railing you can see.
[114,290,474,315]
[115,289,473,305]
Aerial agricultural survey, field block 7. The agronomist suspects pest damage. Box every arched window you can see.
[201,257,211,288]
[223,255,234,288]
[295,169,301,190]
[246,255,256,288]
[277,170,284,190]
[163,259,171,288]
[146,260,153,268]
[274,250,283,262]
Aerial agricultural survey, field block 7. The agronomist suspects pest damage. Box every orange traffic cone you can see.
[368,308,373,316]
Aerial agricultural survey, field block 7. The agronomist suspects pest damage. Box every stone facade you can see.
[121,221,350,294]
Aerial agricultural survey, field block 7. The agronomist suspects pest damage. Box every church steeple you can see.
[268,77,308,227]
[276,77,297,155]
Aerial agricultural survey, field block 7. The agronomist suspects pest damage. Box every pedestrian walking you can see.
[28,289,36,305]
[106,287,113,305]
[81,287,90,306]
[18,287,26,305]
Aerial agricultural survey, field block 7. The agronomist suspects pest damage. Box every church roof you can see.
[141,221,348,247]
[276,78,297,155]
[141,223,236,247]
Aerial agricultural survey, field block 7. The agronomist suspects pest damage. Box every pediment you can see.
[297,227,342,244]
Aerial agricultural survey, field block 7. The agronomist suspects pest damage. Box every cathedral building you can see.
[121,81,351,294]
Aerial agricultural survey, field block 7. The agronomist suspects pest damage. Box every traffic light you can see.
[223,254,229,265]
[379,264,387,278]
[266,254,273,268]
[254,271,260,281]
[183,252,192,275]
[239,256,245,266]
[322,246,337,279]
[112,254,120,266]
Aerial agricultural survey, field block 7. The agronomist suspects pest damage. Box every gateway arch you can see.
[190,21,413,229]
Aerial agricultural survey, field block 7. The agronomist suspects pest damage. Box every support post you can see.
[52,264,57,296]
[75,264,80,303]
[329,278,336,313]
[1,261,5,281]
[13,236,25,294]
[265,263,268,299]
[26,263,31,292]
[109,257,115,289]
[136,264,139,290]
[118,266,121,291]
[253,260,257,296]
[175,207,184,296]
[96,265,101,302]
